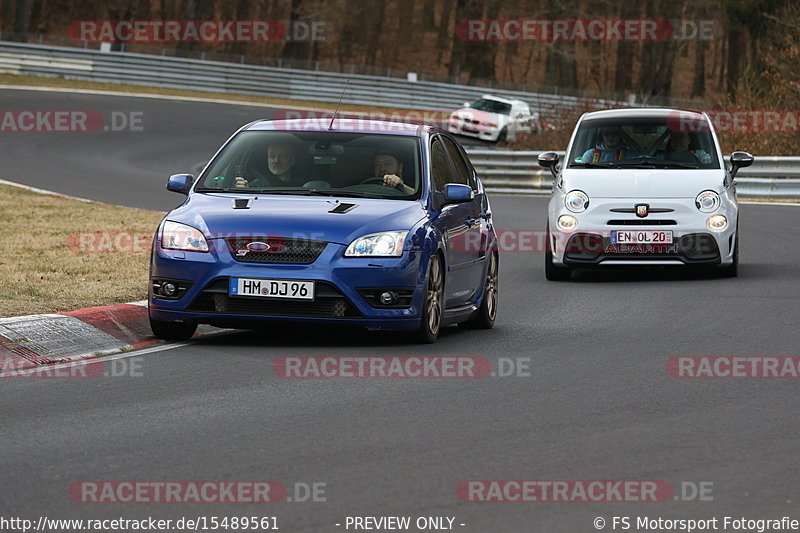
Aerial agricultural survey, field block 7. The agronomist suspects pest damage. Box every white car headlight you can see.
[707,215,727,232]
[565,190,589,213]
[696,190,720,213]
[345,231,408,257]
[161,221,209,252]
[557,215,578,232]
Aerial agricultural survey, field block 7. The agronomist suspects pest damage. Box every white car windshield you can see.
[569,117,721,169]
[468,98,512,115]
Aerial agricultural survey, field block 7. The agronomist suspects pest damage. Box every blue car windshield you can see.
[568,116,721,169]
[196,131,422,199]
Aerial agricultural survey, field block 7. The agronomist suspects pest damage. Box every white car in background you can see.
[448,95,539,143]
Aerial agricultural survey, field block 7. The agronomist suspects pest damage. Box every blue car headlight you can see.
[345,231,408,257]
[161,221,209,252]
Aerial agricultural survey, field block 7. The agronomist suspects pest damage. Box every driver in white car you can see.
[662,131,712,164]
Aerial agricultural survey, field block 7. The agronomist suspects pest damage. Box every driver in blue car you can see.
[373,151,414,194]
[234,142,306,188]
[580,127,638,162]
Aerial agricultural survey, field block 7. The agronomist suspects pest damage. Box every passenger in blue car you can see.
[580,127,637,162]
[372,151,414,194]
[234,142,308,188]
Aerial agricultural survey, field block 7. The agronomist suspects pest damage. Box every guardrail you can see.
[0,41,625,117]
[465,149,800,199]
[1,40,793,199]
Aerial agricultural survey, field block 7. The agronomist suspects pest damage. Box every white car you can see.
[448,95,539,143]
[538,108,753,280]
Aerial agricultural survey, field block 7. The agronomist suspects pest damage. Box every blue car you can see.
[148,118,499,343]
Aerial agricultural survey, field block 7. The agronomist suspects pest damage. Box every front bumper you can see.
[447,122,500,141]
[149,240,427,329]
[547,198,738,268]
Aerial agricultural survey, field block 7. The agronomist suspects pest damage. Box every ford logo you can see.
[246,241,271,252]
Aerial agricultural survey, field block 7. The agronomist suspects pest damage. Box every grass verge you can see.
[0,184,164,317]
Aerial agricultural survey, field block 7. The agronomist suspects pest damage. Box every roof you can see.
[581,107,706,120]
[246,118,429,136]
[480,94,526,105]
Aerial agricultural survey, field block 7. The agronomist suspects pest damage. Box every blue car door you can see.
[429,135,483,307]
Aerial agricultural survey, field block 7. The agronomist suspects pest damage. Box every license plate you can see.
[611,230,673,244]
[229,278,314,300]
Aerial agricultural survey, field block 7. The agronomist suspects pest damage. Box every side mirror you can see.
[729,151,754,178]
[538,152,560,178]
[462,102,471,108]
[167,174,194,194]
[442,183,473,204]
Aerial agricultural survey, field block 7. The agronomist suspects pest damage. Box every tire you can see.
[149,316,197,341]
[717,233,739,278]
[413,254,444,344]
[461,252,498,329]
[544,224,571,281]
[496,127,508,143]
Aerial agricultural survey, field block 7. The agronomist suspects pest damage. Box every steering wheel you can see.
[669,151,700,164]
[360,177,390,186]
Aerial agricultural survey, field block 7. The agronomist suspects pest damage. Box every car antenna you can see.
[328,79,350,131]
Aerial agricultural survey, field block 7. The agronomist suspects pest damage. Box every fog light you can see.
[162,282,177,296]
[379,291,396,305]
[557,214,579,232]
[706,215,727,232]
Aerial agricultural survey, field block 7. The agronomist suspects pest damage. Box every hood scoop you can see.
[328,202,357,214]
[232,198,252,209]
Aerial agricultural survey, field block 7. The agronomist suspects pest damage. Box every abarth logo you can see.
[635,204,649,218]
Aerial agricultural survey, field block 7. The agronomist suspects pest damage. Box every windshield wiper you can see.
[196,188,317,195]
[308,189,387,199]
[199,188,393,199]
[569,161,621,168]
[614,158,699,169]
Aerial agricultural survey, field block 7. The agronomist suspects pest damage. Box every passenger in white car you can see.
[580,127,638,162]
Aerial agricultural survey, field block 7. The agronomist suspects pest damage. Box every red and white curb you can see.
[0,301,211,376]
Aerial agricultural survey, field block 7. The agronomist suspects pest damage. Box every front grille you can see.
[563,232,719,263]
[226,237,327,264]
[607,219,677,225]
[187,278,360,318]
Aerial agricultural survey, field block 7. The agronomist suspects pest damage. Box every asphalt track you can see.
[2,88,800,532]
